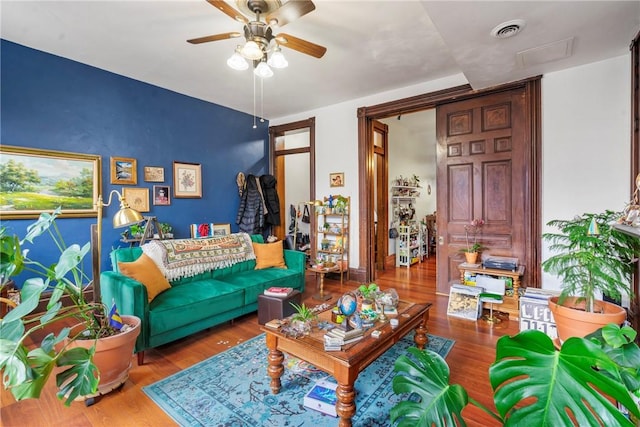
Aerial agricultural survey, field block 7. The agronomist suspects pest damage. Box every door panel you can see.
[436,88,529,294]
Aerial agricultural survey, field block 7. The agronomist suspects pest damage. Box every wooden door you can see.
[436,88,530,294]
[373,120,388,272]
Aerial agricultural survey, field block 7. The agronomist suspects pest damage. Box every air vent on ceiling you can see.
[490,19,526,39]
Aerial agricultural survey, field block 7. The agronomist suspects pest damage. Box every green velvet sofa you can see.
[100,235,306,364]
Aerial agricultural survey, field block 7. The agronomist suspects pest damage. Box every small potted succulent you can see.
[157,222,173,239]
[289,302,317,335]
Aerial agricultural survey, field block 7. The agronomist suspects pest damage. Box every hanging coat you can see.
[260,174,281,227]
[236,174,264,234]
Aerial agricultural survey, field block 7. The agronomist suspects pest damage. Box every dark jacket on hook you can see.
[260,174,281,227]
[236,174,264,234]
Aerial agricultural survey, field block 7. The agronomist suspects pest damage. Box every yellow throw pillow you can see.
[252,240,287,270]
[118,253,171,302]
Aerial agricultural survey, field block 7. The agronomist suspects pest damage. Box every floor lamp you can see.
[92,190,144,304]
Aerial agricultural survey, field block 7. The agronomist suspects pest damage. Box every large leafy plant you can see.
[0,209,116,404]
[391,324,640,426]
[542,210,640,312]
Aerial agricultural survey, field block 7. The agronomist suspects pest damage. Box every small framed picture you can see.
[144,166,165,182]
[330,172,344,187]
[212,223,231,236]
[110,157,137,185]
[173,161,202,198]
[122,187,149,212]
[153,185,171,206]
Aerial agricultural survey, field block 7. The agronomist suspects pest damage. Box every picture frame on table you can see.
[153,185,171,206]
[144,166,165,182]
[173,161,202,198]
[0,145,101,219]
[212,223,231,236]
[110,156,137,185]
[122,187,149,213]
[330,172,344,187]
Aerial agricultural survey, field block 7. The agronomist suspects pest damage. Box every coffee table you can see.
[261,300,432,427]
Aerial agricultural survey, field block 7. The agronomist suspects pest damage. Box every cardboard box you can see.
[519,294,558,339]
[447,284,484,320]
[304,377,338,417]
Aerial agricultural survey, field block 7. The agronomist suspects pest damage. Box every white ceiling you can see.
[2,1,639,120]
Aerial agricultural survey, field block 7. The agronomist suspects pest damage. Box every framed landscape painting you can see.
[110,156,137,185]
[173,161,202,198]
[0,145,101,219]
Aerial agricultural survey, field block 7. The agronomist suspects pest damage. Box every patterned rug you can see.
[143,332,454,426]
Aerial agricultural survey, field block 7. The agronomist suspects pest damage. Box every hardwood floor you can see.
[1,257,518,426]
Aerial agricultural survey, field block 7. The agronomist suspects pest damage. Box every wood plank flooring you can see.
[1,257,518,426]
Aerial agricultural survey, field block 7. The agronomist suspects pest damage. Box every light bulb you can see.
[240,41,263,60]
[227,49,248,70]
[254,60,273,78]
[267,47,288,69]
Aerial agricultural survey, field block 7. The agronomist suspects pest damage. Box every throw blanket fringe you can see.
[142,233,256,281]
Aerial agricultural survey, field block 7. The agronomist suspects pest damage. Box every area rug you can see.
[143,332,454,427]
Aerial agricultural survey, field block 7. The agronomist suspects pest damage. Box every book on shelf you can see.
[263,287,294,297]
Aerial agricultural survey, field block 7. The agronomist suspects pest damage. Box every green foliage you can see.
[289,302,317,322]
[158,222,172,234]
[52,168,93,197]
[358,283,379,300]
[0,208,112,405]
[0,159,40,193]
[542,210,640,312]
[392,325,640,426]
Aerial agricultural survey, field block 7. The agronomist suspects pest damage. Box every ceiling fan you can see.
[188,0,327,68]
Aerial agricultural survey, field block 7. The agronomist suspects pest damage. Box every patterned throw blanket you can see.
[142,233,256,281]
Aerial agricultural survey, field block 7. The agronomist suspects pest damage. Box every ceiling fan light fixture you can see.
[267,46,288,69]
[227,47,249,70]
[254,59,274,78]
[241,40,264,60]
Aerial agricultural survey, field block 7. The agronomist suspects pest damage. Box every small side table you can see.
[308,265,339,301]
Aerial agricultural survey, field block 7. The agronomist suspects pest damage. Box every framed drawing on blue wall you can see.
[0,145,101,219]
[173,161,202,198]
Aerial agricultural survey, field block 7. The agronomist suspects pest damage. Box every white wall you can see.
[541,54,631,290]
[271,55,632,275]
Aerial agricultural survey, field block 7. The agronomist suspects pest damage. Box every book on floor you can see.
[304,377,338,417]
[263,287,294,297]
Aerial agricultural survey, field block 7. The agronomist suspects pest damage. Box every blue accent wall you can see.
[1,40,269,284]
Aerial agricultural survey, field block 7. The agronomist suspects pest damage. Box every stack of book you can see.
[324,328,364,350]
[263,287,294,297]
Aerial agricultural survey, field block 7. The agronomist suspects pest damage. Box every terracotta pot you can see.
[464,252,479,264]
[548,296,626,343]
[65,315,141,397]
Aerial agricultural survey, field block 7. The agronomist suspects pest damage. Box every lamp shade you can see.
[112,207,143,229]
[254,60,273,78]
[241,41,263,60]
[267,48,288,69]
[227,50,249,70]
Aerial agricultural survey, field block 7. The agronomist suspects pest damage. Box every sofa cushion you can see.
[148,278,244,335]
[252,241,287,270]
[117,254,171,302]
[217,268,302,305]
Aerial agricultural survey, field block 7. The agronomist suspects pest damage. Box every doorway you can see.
[357,78,542,291]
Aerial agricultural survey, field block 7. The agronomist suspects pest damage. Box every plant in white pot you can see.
[0,209,140,405]
[542,209,640,342]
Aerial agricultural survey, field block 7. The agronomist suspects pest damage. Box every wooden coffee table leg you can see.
[265,334,284,394]
[336,382,356,427]
[414,311,430,349]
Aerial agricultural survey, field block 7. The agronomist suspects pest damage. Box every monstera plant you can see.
[391,324,640,426]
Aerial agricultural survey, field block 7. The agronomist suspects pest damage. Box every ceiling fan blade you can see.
[266,0,315,28]
[276,33,326,58]
[206,0,248,24]
[187,32,242,44]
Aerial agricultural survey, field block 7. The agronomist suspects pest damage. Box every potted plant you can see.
[542,210,640,342]
[0,209,140,405]
[391,323,640,426]
[459,218,484,264]
[157,222,173,239]
[129,223,145,239]
[289,302,317,335]
[358,283,379,311]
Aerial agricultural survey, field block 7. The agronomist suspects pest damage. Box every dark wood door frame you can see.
[356,78,542,285]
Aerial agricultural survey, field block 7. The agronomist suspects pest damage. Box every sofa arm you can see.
[100,271,150,352]
[283,249,306,273]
